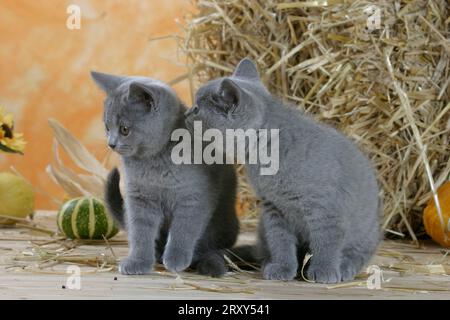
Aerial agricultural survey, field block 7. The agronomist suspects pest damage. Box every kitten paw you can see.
[197,254,227,277]
[163,248,193,273]
[262,263,297,281]
[340,263,359,282]
[306,264,341,283]
[119,258,153,275]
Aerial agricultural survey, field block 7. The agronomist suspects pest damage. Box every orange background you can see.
[0,0,193,209]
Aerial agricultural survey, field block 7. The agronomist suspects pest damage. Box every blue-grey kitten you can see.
[91,71,239,277]
[185,59,381,283]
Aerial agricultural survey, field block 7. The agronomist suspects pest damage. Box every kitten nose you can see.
[185,106,199,118]
[108,143,116,150]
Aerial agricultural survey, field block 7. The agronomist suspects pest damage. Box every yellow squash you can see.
[0,172,35,223]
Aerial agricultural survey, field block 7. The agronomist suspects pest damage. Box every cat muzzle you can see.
[184,106,200,118]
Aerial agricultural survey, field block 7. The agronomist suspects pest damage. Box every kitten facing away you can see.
[185,59,381,283]
[91,71,239,277]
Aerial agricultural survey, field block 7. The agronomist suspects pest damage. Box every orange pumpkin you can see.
[423,181,450,247]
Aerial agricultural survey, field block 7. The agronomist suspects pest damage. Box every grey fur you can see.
[186,59,381,283]
[91,71,239,277]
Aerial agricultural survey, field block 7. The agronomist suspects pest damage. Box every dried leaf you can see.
[48,118,108,179]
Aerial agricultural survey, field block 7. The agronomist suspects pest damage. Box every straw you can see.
[180,0,450,237]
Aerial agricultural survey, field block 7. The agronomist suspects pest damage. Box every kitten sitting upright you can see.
[91,71,239,277]
[185,59,381,283]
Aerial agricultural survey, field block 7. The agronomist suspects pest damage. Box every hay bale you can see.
[179,0,450,238]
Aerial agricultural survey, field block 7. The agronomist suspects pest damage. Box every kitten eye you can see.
[120,125,130,136]
[105,124,110,132]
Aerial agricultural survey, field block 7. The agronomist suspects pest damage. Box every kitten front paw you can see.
[306,264,341,283]
[119,257,153,275]
[262,263,297,281]
[163,248,193,273]
[340,263,359,282]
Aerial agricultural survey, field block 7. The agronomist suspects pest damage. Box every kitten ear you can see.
[233,58,259,80]
[128,82,155,111]
[91,71,123,93]
[219,78,241,107]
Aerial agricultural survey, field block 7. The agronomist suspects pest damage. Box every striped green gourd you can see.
[57,197,119,240]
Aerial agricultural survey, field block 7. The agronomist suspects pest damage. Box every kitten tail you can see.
[105,167,126,230]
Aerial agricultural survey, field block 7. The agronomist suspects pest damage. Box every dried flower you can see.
[0,106,26,154]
